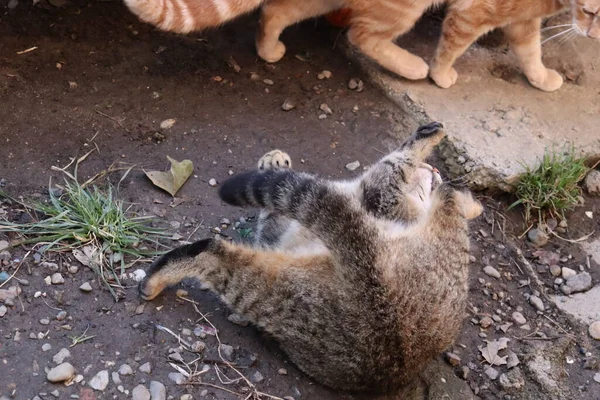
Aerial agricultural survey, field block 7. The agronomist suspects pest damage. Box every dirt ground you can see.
[1,1,599,399]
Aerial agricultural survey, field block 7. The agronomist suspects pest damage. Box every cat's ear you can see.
[453,191,483,220]
[401,122,446,160]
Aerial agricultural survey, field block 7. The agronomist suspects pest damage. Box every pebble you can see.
[529,295,544,311]
[150,381,166,400]
[445,352,461,366]
[42,343,52,352]
[589,321,600,340]
[132,269,146,282]
[479,316,493,328]
[139,362,152,374]
[208,179,218,187]
[345,161,361,171]
[483,266,501,279]
[160,119,176,130]
[40,318,50,325]
[281,99,296,111]
[119,364,134,375]
[549,265,561,277]
[132,384,151,400]
[278,368,288,375]
[317,70,332,80]
[180,396,193,400]
[251,371,264,383]
[112,371,122,384]
[50,273,65,285]
[484,367,499,380]
[583,169,600,196]
[512,312,527,325]
[50,390,59,398]
[0,271,10,282]
[68,265,79,274]
[0,305,6,317]
[79,282,93,292]
[527,228,548,247]
[319,103,333,115]
[561,267,576,279]
[228,313,250,326]
[0,240,9,251]
[220,344,235,361]
[46,363,75,383]
[565,272,592,293]
[53,348,71,364]
[594,372,600,384]
[56,310,67,321]
[263,78,274,85]
[89,370,109,391]
[191,341,206,353]
[169,372,186,385]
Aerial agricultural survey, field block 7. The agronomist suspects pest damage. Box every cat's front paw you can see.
[257,40,286,63]
[527,68,563,92]
[258,150,292,170]
[400,55,429,80]
[430,66,458,89]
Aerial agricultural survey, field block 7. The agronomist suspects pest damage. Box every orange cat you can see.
[125,0,599,91]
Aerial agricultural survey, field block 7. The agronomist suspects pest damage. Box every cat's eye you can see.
[583,8,596,17]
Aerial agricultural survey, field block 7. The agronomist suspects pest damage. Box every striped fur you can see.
[138,123,484,393]
[125,0,599,91]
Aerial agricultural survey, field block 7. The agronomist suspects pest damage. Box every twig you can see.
[542,314,576,339]
[69,325,96,347]
[548,229,594,244]
[187,219,204,242]
[0,251,30,289]
[94,110,129,132]
[41,297,64,312]
[17,46,38,55]
[155,324,192,347]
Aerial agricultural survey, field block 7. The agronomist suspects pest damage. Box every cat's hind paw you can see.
[527,68,563,92]
[257,40,287,63]
[258,150,292,171]
[430,66,458,89]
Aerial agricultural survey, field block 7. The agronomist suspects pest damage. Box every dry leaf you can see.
[72,246,102,268]
[507,350,520,369]
[144,156,193,197]
[160,119,176,130]
[478,337,510,366]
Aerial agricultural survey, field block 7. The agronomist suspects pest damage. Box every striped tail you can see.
[125,0,265,34]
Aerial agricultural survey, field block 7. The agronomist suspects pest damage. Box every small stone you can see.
[47,363,75,383]
[139,362,152,374]
[132,269,146,282]
[53,348,71,364]
[483,266,501,279]
[348,78,359,90]
[281,100,296,111]
[263,79,274,85]
[42,343,52,352]
[251,371,264,383]
[589,321,600,340]
[499,368,525,391]
[561,285,573,295]
[51,273,65,285]
[318,113,327,120]
[119,364,134,375]
[278,368,288,375]
[0,240,9,251]
[479,316,493,329]
[228,313,250,326]
[160,119,176,130]
[565,272,592,293]
[55,310,67,321]
[132,384,151,400]
[0,271,9,282]
[512,312,526,325]
[68,265,79,274]
[89,370,109,391]
[561,267,576,279]
[594,372,600,384]
[345,161,361,171]
[484,367,499,380]
[180,396,193,400]
[550,265,561,277]
[191,341,206,353]
[176,289,188,298]
[319,103,333,115]
[317,70,332,80]
[527,228,548,247]
[445,352,461,366]
[50,390,60,398]
[583,170,600,196]
[79,282,93,292]
[112,371,122,384]
[168,372,186,385]
[149,381,166,400]
[220,344,235,361]
[0,305,7,317]
[208,179,218,187]
[529,295,544,311]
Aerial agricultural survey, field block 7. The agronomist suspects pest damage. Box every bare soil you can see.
[1,1,599,399]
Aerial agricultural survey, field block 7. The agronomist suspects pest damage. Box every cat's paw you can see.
[430,66,458,89]
[527,68,563,92]
[257,40,287,63]
[400,55,429,80]
[258,150,292,171]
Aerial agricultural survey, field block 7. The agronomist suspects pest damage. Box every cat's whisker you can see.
[541,27,574,45]
[540,24,573,33]
[558,30,577,46]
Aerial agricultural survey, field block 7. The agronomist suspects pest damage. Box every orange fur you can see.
[125,0,600,91]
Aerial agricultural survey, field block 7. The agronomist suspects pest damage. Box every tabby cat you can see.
[124,0,599,92]
[138,122,483,392]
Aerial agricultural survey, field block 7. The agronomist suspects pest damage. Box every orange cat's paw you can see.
[430,67,458,89]
[401,56,429,80]
[527,68,563,92]
[257,40,286,63]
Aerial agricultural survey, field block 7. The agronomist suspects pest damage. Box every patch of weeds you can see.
[0,159,170,300]
[510,144,590,221]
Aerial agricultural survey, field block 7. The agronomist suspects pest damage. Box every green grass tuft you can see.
[510,144,589,221]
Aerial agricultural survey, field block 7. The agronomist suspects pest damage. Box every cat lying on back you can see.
[125,0,599,92]
[138,122,483,392]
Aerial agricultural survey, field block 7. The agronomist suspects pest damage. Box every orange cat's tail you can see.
[125,0,265,34]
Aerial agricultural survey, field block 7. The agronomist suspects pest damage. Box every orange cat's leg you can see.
[430,11,491,89]
[503,18,563,92]
[257,0,342,63]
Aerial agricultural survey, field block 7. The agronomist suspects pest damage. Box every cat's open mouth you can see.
[419,163,442,192]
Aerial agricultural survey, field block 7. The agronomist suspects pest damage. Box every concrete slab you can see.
[581,237,600,265]
[550,285,600,325]
[346,13,600,191]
